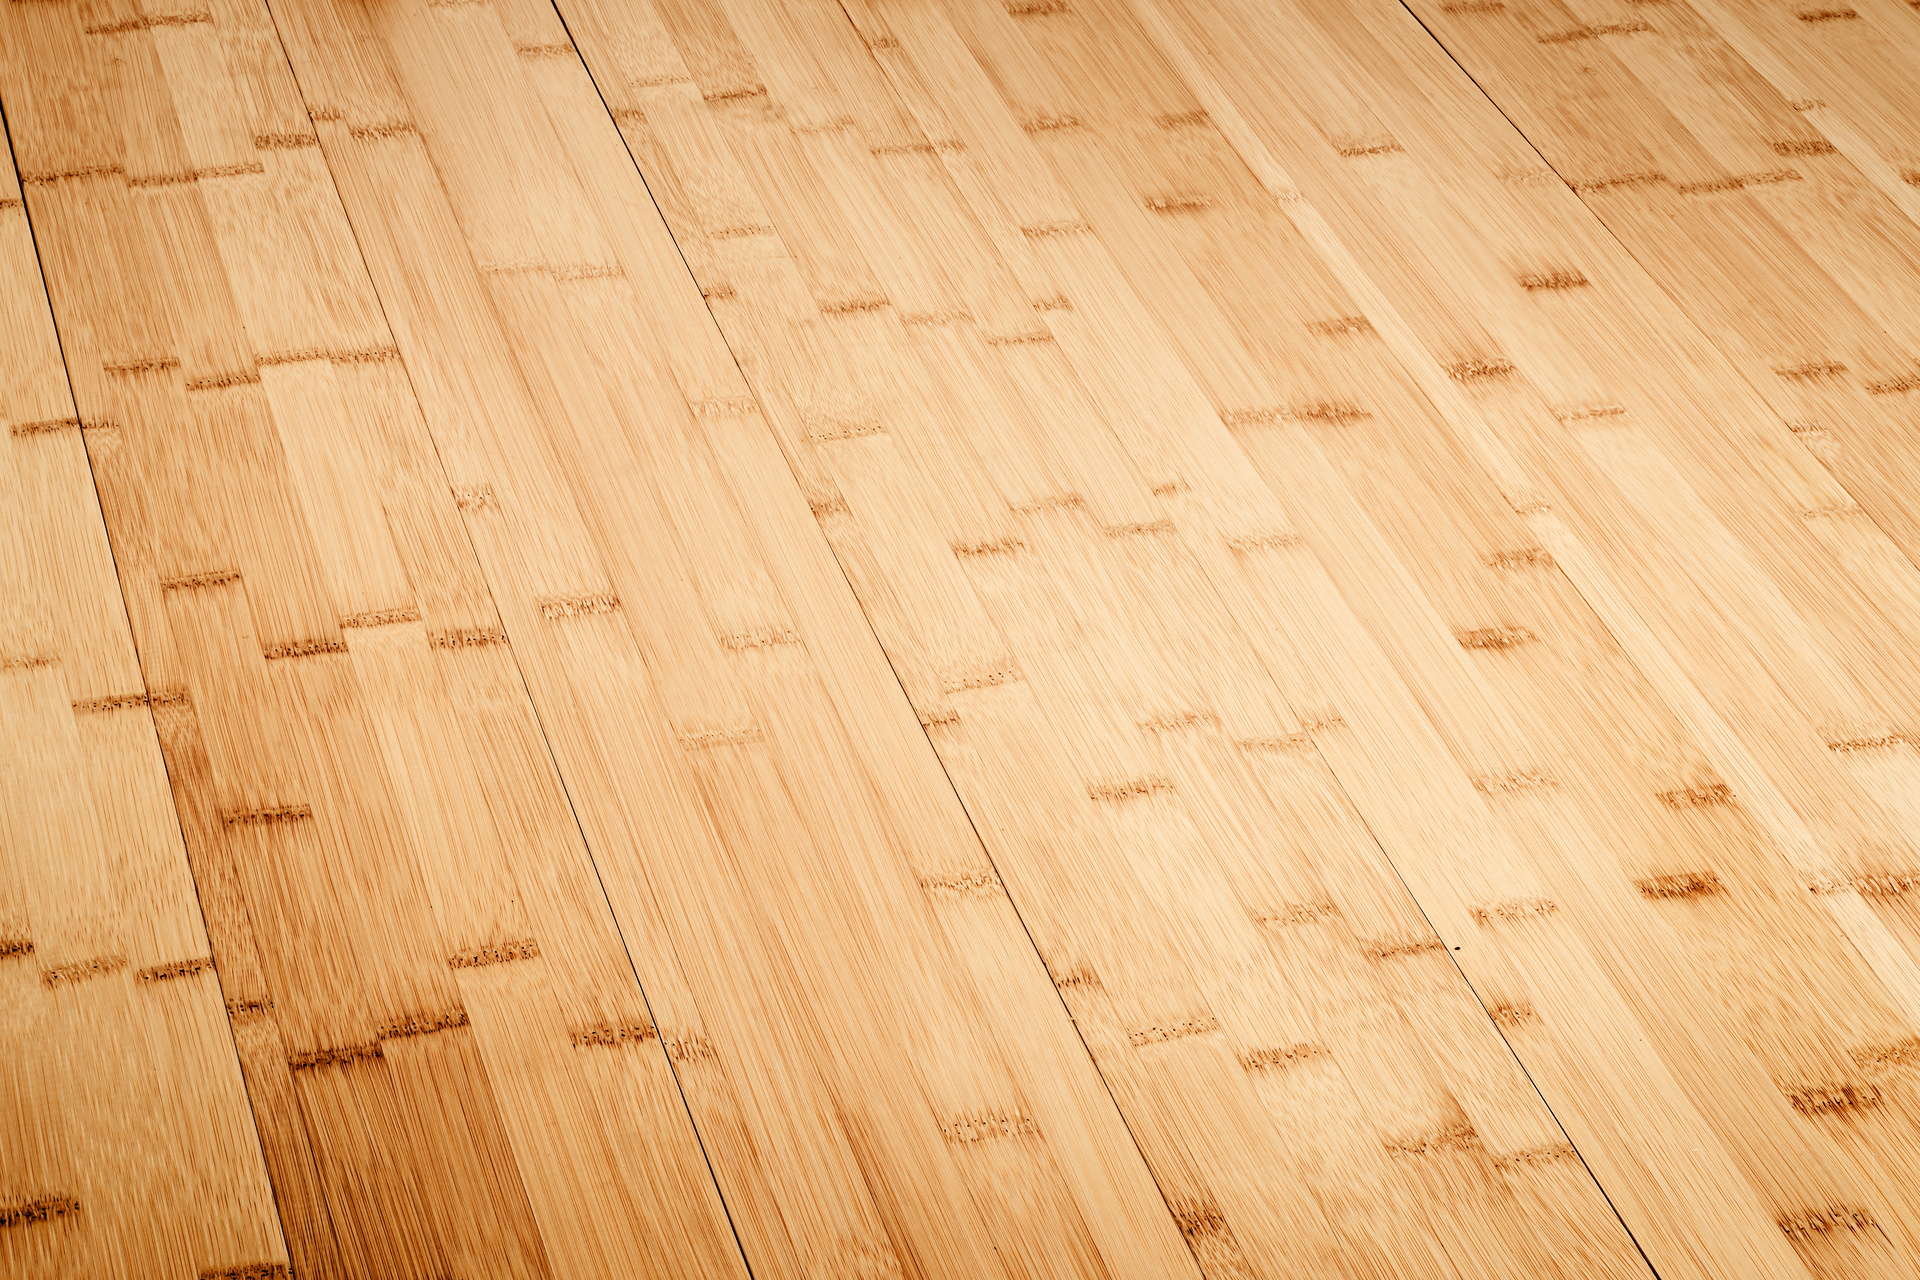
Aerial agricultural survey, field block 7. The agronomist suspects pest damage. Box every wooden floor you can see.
[5,0,1920,1275]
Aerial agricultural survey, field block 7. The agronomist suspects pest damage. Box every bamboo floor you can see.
[5,0,1920,1276]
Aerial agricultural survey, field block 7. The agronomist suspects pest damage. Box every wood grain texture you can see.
[3,0,1920,1274]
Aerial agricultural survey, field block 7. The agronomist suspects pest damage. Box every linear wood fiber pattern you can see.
[2,0,1919,1276]
[0,123,285,1280]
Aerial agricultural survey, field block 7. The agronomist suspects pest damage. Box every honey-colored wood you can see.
[4,0,1920,1275]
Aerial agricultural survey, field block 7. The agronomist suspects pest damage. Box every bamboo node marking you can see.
[1447,358,1517,381]
[1786,1081,1881,1116]
[84,10,212,33]
[1809,870,1920,897]
[0,937,34,960]
[1852,1037,1920,1072]
[223,805,313,827]
[983,329,1054,346]
[1775,360,1848,380]
[288,1042,381,1070]
[940,1112,1037,1142]
[1827,732,1904,752]
[43,955,128,988]
[1236,732,1315,754]
[1570,171,1666,193]
[254,133,319,150]
[428,627,507,649]
[702,85,769,105]
[1657,783,1733,809]
[1387,1122,1481,1157]
[1779,1207,1876,1240]
[1518,270,1589,291]
[1052,966,1100,990]
[10,417,80,436]
[1551,404,1627,422]
[1172,1204,1229,1239]
[0,654,55,671]
[900,309,973,326]
[1020,220,1092,238]
[919,870,1003,897]
[1240,1042,1330,1071]
[1307,315,1373,336]
[1474,769,1555,793]
[952,536,1026,558]
[941,660,1019,693]
[690,397,758,416]
[719,626,799,651]
[538,593,620,620]
[347,121,419,141]
[1457,626,1537,650]
[1487,1000,1538,1029]
[1088,775,1174,802]
[572,1023,657,1047]
[199,1264,291,1280]
[1363,935,1445,961]
[1771,138,1838,157]
[1150,479,1190,496]
[449,938,539,968]
[1154,109,1210,129]
[664,1033,718,1063]
[1139,709,1216,733]
[809,494,851,518]
[1485,546,1554,570]
[1792,99,1828,112]
[1254,900,1339,926]
[20,165,125,187]
[1634,870,1724,899]
[1441,0,1506,11]
[1128,1015,1220,1047]
[1145,192,1212,213]
[0,1196,81,1228]
[1470,897,1558,925]
[103,356,181,375]
[515,42,573,57]
[1007,0,1068,13]
[138,957,212,983]
[1538,21,1651,42]
[1866,373,1920,395]
[918,707,959,729]
[226,996,274,1019]
[1033,294,1072,312]
[679,726,764,750]
[1334,137,1404,157]
[1103,518,1175,537]
[160,568,242,591]
[149,689,189,708]
[377,1008,470,1040]
[1020,114,1084,134]
[1795,8,1858,20]
[819,293,890,315]
[341,606,421,628]
[262,638,348,660]
[1493,1142,1576,1169]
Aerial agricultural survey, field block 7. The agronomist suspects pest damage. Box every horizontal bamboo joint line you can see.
[1634,871,1725,900]
[377,1008,470,1039]
[223,805,314,827]
[1127,1015,1220,1047]
[138,957,213,983]
[572,1024,658,1047]
[1239,1042,1330,1072]
[1537,21,1651,44]
[450,938,539,968]
[0,1196,82,1229]
[199,1264,292,1280]
[938,1112,1037,1142]
[43,954,128,988]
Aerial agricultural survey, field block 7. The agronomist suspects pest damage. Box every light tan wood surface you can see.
[2,0,1919,1275]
